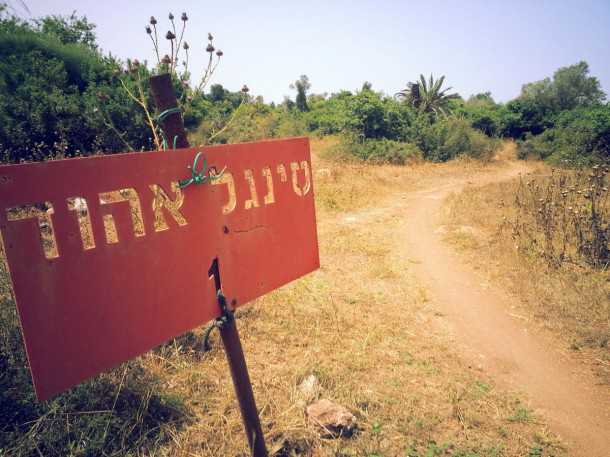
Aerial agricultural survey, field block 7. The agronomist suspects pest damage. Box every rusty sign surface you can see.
[0,137,319,400]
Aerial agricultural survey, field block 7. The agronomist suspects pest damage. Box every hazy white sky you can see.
[17,0,610,103]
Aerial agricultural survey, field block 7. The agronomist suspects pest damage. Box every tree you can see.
[551,61,606,110]
[290,74,310,112]
[520,61,605,113]
[208,83,227,102]
[467,92,495,107]
[361,81,373,91]
[503,61,607,139]
[35,12,97,49]
[396,74,460,116]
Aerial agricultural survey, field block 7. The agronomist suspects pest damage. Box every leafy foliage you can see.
[290,75,311,112]
[330,135,423,165]
[1,3,606,168]
[396,74,460,116]
[0,11,154,162]
[503,61,606,140]
[35,12,98,49]
[414,117,498,162]
[520,61,605,113]
[517,105,610,165]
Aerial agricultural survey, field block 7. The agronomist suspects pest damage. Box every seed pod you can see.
[169,12,174,20]
[241,85,250,93]
[183,41,190,50]
[161,54,172,64]
[166,30,176,40]
[208,32,214,41]
[216,49,223,57]
[150,16,157,25]
[181,12,188,21]
[145,25,152,34]
[206,44,215,53]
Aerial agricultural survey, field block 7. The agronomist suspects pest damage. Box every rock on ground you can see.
[306,399,357,438]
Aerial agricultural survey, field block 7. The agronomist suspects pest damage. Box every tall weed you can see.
[511,165,609,268]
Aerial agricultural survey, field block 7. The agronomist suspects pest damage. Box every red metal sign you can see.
[0,137,319,400]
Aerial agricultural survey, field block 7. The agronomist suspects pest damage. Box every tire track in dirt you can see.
[402,162,610,457]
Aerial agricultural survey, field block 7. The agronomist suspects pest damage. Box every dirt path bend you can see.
[402,162,610,457]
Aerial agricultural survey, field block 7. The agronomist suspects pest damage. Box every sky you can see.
[14,0,610,104]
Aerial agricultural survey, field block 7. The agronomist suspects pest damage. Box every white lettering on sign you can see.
[277,164,287,182]
[99,188,145,243]
[149,182,187,232]
[6,203,59,259]
[4,160,312,259]
[243,169,260,210]
[210,171,237,215]
[67,197,95,250]
[261,167,275,205]
[291,161,311,196]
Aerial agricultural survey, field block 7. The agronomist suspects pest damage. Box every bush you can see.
[190,102,309,145]
[451,93,506,137]
[0,14,154,162]
[329,135,422,165]
[516,131,555,160]
[516,105,610,166]
[416,117,498,162]
[504,61,606,139]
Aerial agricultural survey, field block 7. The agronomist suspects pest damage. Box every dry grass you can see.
[0,138,566,456]
[443,164,610,385]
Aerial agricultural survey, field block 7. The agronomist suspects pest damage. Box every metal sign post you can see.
[208,258,267,456]
[151,74,268,456]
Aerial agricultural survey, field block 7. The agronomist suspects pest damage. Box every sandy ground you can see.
[399,162,610,457]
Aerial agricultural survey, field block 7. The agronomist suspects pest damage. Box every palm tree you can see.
[396,74,460,116]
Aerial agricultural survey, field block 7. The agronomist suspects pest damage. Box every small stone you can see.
[298,374,320,402]
[306,399,357,438]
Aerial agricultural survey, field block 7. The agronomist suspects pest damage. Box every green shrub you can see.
[0,16,153,162]
[503,61,606,139]
[190,102,309,145]
[416,117,498,162]
[451,93,506,137]
[516,105,610,166]
[329,135,422,165]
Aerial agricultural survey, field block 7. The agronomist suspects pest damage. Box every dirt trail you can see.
[401,161,610,456]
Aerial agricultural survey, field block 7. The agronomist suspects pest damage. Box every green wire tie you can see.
[156,107,182,123]
[156,107,182,151]
[179,151,226,189]
[160,133,179,151]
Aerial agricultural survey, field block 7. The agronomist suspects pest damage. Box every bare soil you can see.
[401,161,610,457]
